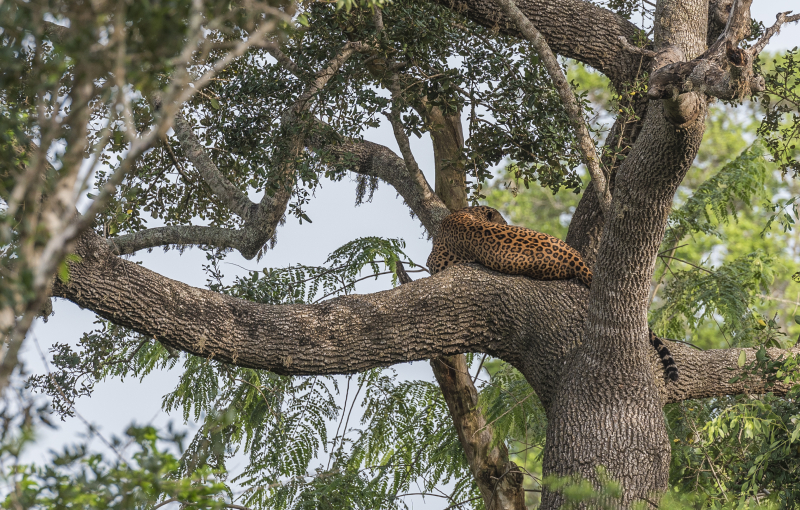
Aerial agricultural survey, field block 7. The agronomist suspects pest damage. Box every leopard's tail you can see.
[649,330,679,381]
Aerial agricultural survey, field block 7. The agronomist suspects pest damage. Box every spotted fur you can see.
[429,206,679,382]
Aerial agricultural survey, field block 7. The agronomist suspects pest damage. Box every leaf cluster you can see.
[757,48,800,177]
[668,353,800,508]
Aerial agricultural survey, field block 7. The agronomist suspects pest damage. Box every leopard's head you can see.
[462,206,507,225]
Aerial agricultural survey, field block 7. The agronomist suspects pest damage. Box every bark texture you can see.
[540,0,712,503]
[54,229,800,412]
[430,0,646,88]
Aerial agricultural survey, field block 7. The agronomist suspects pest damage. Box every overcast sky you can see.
[18,4,800,508]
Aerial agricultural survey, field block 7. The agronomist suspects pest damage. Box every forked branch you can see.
[644,3,799,102]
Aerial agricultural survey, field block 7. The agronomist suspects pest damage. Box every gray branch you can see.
[307,129,450,238]
[427,0,647,88]
[110,42,367,258]
[496,0,611,216]
[107,225,262,256]
[173,113,257,220]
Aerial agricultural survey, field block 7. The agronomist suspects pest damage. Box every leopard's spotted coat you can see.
[428,206,679,382]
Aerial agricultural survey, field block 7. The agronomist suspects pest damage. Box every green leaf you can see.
[738,350,747,367]
[209,98,220,110]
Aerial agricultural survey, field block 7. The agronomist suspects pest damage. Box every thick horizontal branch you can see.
[56,229,535,374]
[428,0,646,87]
[58,228,800,412]
[663,343,800,404]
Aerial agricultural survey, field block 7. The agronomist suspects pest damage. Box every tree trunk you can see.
[540,0,710,505]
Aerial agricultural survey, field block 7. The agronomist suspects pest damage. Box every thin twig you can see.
[31,333,125,462]
[495,0,612,216]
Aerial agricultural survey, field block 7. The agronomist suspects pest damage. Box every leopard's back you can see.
[428,206,678,382]
[428,206,592,287]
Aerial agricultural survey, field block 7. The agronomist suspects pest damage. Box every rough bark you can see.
[432,357,525,510]
[53,228,800,409]
[425,101,526,510]
[429,0,646,88]
[540,0,713,503]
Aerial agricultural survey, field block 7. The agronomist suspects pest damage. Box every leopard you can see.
[428,206,679,382]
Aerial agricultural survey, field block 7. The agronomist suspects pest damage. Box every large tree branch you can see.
[55,230,530,374]
[428,0,646,88]
[55,229,800,412]
[308,132,450,238]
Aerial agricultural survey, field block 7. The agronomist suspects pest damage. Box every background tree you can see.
[2,0,800,508]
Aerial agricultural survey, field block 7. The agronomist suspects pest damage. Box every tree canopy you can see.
[1,0,800,508]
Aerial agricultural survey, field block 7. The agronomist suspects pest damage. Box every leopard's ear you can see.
[491,210,507,225]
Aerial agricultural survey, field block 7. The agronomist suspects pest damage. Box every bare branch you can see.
[108,225,263,256]
[307,129,449,237]
[495,0,611,216]
[172,114,256,220]
[749,10,800,57]
[617,36,657,58]
[263,43,303,78]
[427,0,647,88]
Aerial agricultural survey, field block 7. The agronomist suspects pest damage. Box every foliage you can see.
[0,389,234,509]
[97,0,586,241]
[0,0,291,383]
[28,236,479,509]
[757,48,800,176]
[668,351,800,509]
[212,237,421,304]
